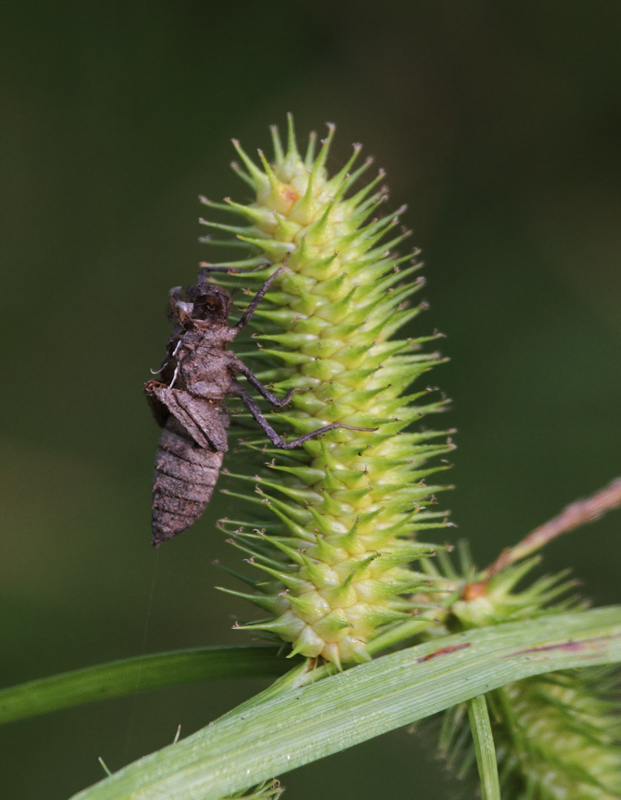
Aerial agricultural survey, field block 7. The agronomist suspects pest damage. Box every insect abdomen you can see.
[151,416,223,547]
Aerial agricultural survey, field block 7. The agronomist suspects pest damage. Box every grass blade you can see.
[0,646,288,725]
[70,606,621,800]
[467,695,500,800]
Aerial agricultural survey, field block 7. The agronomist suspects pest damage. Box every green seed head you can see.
[228,780,284,800]
[437,554,621,797]
[207,116,453,666]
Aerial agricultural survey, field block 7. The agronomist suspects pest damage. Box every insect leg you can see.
[150,357,168,375]
[234,266,285,330]
[232,384,374,449]
[232,362,296,407]
[169,364,180,389]
[152,339,182,376]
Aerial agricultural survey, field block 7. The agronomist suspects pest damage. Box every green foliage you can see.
[69,608,621,800]
[200,120,621,796]
[4,119,620,800]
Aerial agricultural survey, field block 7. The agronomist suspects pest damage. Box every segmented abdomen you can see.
[151,416,223,547]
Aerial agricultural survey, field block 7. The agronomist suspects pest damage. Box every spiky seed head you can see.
[205,119,453,666]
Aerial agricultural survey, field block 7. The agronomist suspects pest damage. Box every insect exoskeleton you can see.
[146,268,372,547]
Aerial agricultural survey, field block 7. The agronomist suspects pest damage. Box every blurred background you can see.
[1,2,621,797]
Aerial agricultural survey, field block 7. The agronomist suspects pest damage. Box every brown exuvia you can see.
[146,267,369,547]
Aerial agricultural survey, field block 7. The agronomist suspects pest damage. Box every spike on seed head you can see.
[270,124,285,166]
[286,113,298,157]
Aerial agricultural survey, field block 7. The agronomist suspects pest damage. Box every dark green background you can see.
[2,2,620,798]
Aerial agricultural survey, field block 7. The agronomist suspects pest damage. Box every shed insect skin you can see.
[146,267,371,548]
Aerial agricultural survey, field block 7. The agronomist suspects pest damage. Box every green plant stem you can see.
[467,695,501,800]
[0,646,288,726]
[483,477,621,580]
[69,606,621,800]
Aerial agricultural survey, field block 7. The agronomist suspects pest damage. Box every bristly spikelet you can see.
[227,780,284,800]
[438,668,621,799]
[202,116,454,667]
[436,557,621,797]
[494,670,621,799]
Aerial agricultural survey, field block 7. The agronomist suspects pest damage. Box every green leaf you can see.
[0,646,288,725]
[467,695,500,800]
[70,606,621,800]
